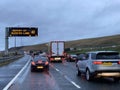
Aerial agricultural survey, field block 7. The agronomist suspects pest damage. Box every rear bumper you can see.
[97,72,120,77]
[92,70,120,77]
[50,56,65,62]
[31,65,49,70]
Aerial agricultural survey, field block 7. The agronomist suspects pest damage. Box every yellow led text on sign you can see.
[11,29,23,35]
[8,27,38,37]
[31,30,35,34]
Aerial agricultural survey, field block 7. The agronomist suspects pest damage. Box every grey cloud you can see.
[0,0,120,50]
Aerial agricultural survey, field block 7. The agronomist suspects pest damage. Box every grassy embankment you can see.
[9,34,120,54]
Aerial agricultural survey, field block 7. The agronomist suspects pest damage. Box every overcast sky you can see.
[0,0,120,51]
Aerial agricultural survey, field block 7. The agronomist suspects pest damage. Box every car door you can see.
[77,54,88,72]
[80,53,89,72]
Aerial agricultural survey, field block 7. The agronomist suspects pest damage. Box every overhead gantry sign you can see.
[5,27,38,53]
[8,27,38,37]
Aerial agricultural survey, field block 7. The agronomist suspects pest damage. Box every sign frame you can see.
[8,27,38,37]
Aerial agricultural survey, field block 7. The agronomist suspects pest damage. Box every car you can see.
[66,54,77,62]
[31,55,49,72]
[76,51,120,82]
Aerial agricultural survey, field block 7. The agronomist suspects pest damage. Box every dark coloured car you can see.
[31,56,49,72]
[67,54,77,62]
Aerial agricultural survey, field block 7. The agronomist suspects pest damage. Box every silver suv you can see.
[76,51,120,82]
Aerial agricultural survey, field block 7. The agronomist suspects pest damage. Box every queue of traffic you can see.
[30,50,120,83]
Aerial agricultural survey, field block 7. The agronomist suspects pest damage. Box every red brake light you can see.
[31,61,35,65]
[50,58,54,61]
[118,61,120,64]
[93,61,102,65]
[62,58,65,60]
[45,61,49,65]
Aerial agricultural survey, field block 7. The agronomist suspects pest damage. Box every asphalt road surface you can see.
[0,55,30,90]
[1,55,120,90]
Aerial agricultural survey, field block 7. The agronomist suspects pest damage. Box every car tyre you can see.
[45,66,49,71]
[113,78,120,82]
[46,67,49,71]
[67,59,70,62]
[77,68,81,76]
[31,67,34,72]
[86,69,92,81]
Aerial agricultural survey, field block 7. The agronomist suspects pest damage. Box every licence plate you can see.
[55,58,61,60]
[102,62,112,66]
[37,66,43,69]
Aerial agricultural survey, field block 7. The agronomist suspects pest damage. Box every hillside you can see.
[10,34,120,52]
[65,34,120,48]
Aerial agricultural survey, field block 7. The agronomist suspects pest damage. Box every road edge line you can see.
[3,56,31,90]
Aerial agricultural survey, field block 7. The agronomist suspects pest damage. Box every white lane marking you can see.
[71,81,81,89]
[19,64,30,83]
[3,56,31,90]
[55,68,60,72]
[54,67,81,89]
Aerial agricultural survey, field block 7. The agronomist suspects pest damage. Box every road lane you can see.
[52,61,120,90]
[0,55,31,90]
[2,59,120,90]
[9,62,80,90]
[9,65,60,90]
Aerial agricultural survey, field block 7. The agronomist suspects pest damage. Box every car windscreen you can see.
[96,52,120,59]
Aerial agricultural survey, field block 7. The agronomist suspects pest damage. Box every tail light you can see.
[45,61,49,65]
[118,61,120,64]
[62,58,64,60]
[93,61,102,65]
[31,61,35,65]
[50,58,54,61]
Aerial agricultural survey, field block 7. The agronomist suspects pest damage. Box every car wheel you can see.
[46,67,49,71]
[77,68,81,76]
[113,78,120,82]
[86,69,92,81]
[31,67,34,72]
[67,59,70,62]
[77,66,81,76]
[45,66,49,71]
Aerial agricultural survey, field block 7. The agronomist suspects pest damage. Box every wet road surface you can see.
[0,55,31,90]
[1,56,120,90]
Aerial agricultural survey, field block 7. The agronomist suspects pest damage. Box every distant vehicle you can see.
[31,56,49,72]
[48,41,65,62]
[76,51,120,82]
[67,54,77,62]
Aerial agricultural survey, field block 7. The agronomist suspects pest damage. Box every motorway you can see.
[0,55,120,90]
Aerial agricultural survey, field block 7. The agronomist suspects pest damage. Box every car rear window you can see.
[34,56,47,61]
[96,52,120,59]
[71,55,77,57]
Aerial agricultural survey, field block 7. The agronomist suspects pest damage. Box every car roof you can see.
[70,54,77,56]
[87,51,119,54]
[34,56,48,61]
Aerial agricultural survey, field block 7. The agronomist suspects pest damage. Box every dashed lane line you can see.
[52,65,81,89]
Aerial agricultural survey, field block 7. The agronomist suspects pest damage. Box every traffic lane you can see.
[51,61,120,90]
[0,55,31,90]
[7,61,120,90]
[49,65,80,90]
[10,61,79,90]
[9,63,80,90]
[10,67,60,90]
